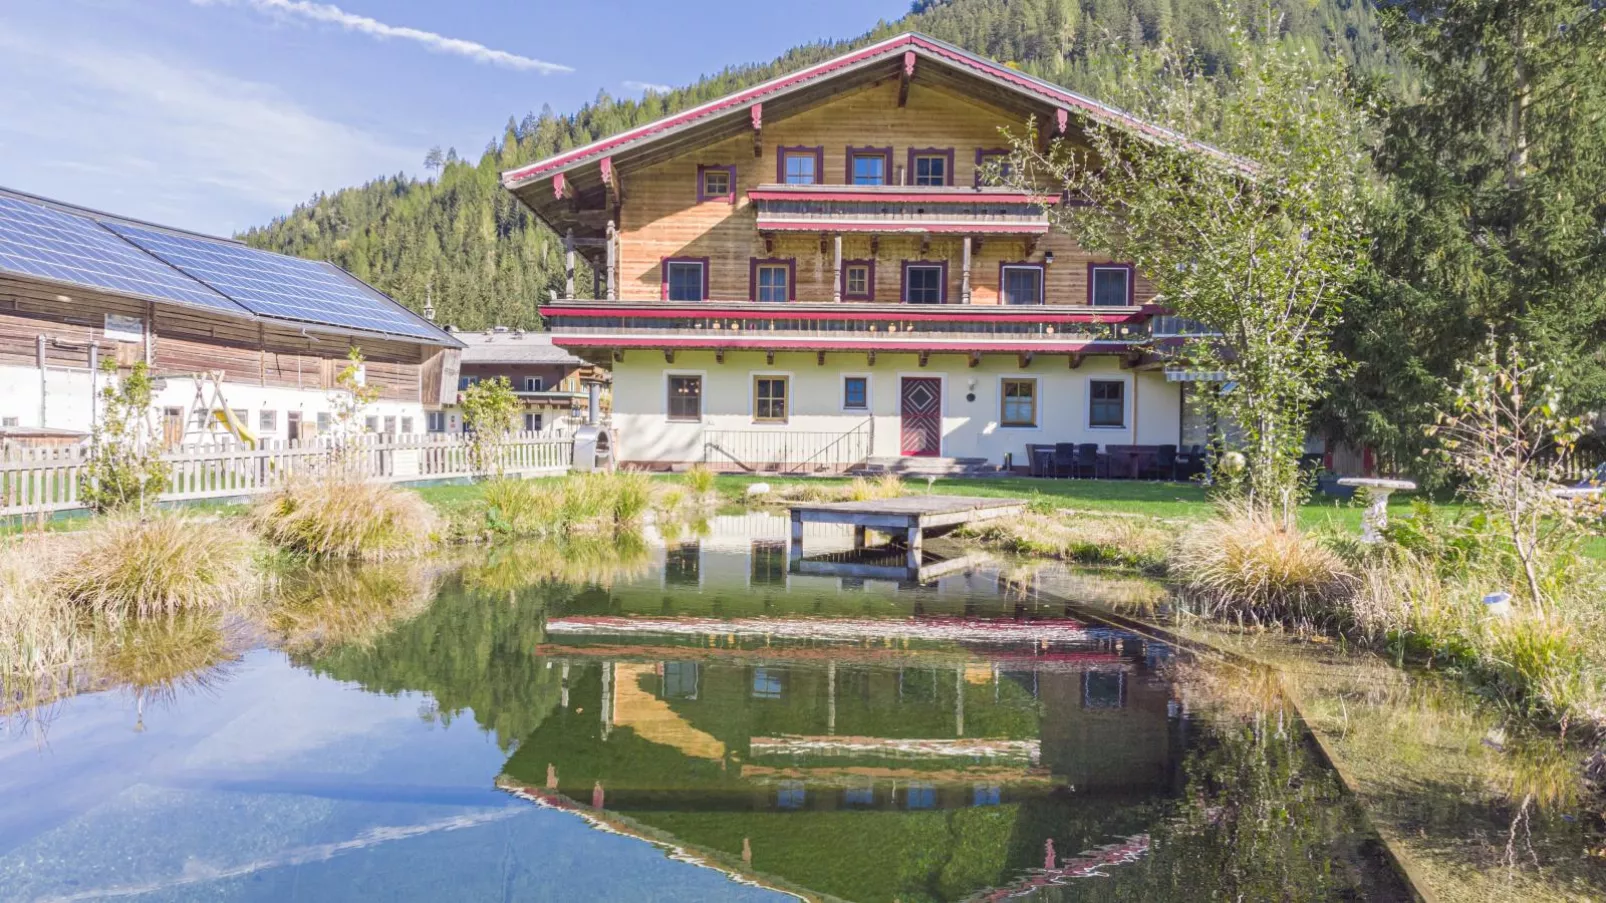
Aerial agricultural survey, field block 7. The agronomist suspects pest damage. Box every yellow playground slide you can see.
[211,407,258,449]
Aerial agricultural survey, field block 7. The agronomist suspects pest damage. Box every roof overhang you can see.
[502,32,1246,247]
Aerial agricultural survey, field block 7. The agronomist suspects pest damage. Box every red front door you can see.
[900,377,942,457]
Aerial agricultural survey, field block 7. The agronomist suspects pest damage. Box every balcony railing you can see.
[749,184,1053,235]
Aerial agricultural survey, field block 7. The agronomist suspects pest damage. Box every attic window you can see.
[698,164,735,202]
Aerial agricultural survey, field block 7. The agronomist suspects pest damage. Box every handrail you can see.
[782,418,873,474]
[701,420,872,473]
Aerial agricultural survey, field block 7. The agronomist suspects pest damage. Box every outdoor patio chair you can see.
[1074,443,1101,479]
[1150,444,1178,480]
[1052,443,1077,478]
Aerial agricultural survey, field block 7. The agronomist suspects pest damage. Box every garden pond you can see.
[0,510,1546,901]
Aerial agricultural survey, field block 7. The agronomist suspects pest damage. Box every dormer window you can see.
[697,164,734,202]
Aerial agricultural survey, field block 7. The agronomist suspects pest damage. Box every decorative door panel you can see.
[899,377,942,457]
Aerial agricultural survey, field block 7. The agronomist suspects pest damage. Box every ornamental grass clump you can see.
[1171,503,1358,626]
[482,471,654,538]
[0,535,88,683]
[253,476,438,561]
[55,513,257,621]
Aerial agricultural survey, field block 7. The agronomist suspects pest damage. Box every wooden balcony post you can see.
[961,235,972,304]
[832,234,842,303]
[605,220,617,301]
[564,228,575,299]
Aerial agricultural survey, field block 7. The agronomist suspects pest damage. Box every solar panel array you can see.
[0,196,243,314]
[104,223,443,341]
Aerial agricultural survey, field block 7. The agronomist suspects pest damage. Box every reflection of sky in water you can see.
[0,650,781,902]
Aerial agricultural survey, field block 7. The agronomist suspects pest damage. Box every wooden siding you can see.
[0,275,430,402]
[617,79,1157,307]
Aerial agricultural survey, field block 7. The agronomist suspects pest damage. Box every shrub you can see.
[253,476,438,560]
[55,513,257,620]
[0,535,87,683]
[684,464,716,496]
[1171,504,1358,626]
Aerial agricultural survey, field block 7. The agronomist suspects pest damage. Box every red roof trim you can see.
[540,305,1149,324]
[502,32,1241,189]
[550,336,1134,353]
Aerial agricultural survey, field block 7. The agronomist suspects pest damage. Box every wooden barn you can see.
[0,188,461,447]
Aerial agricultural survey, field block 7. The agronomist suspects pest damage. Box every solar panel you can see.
[104,222,441,340]
[0,196,242,314]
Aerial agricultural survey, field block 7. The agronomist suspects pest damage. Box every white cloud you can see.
[198,0,572,74]
[0,30,420,234]
[623,80,673,95]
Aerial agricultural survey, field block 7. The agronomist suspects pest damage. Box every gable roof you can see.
[503,31,1241,200]
[0,187,460,348]
[457,330,587,365]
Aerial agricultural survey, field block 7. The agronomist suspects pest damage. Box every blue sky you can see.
[0,0,908,236]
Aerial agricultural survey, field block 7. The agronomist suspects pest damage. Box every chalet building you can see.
[437,329,609,434]
[0,188,460,447]
[504,32,1214,472]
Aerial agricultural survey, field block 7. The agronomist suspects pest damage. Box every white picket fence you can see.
[0,432,573,517]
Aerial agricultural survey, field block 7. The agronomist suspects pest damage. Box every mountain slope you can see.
[242,0,1393,331]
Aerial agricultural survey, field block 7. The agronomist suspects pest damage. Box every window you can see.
[259,410,277,432]
[1083,670,1127,709]
[754,375,788,422]
[843,786,875,807]
[750,259,793,302]
[752,667,784,699]
[383,415,397,435]
[750,540,786,586]
[665,541,701,586]
[842,376,868,411]
[230,409,247,431]
[1001,264,1044,305]
[1090,264,1134,306]
[426,411,447,433]
[973,784,1002,807]
[1089,379,1126,428]
[974,148,1012,186]
[524,412,543,432]
[667,375,702,421]
[366,415,380,434]
[847,146,890,185]
[903,263,945,304]
[778,147,820,185]
[663,258,707,302]
[776,781,805,809]
[401,416,414,434]
[662,662,699,699]
[906,783,937,809]
[697,164,733,202]
[318,412,332,433]
[1,417,16,428]
[523,376,543,393]
[1000,378,1037,427]
[458,375,481,391]
[842,261,872,300]
[908,149,951,186]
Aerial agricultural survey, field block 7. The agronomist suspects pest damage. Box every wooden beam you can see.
[918,351,929,368]
[819,233,829,255]
[664,349,675,364]
[919,234,930,258]
[1067,353,1084,369]
[715,349,725,364]
[961,235,972,304]
[1120,352,1143,370]
[612,350,624,363]
[1017,352,1033,369]
[832,234,842,304]
[599,156,616,199]
[867,351,876,366]
[898,51,915,107]
[817,351,826,366]
[750,103,763,158]
[552,172,571,201]
[605,220,617,301]
[1056,108,1070,136]
[766,350,775,366]
[869,236,880,257]
[968,351,980,368]
[564,229,576,298]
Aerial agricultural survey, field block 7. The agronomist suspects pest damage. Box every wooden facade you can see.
[0,274,445,404]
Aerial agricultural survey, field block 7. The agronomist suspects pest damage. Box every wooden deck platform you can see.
[788,495,1026,569]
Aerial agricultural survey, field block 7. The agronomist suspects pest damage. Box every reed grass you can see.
[253,475,438,560]
[54,513,257,621]
[1170,503,1358,626]
[482,471,658,538]
[0,534,88,686]
[964,512,1170,571]
[683,464,716,496]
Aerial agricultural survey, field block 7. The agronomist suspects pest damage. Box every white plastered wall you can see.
[610,350,1181,465]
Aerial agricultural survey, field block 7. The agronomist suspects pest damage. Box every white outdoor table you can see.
[1337,477,1418,543]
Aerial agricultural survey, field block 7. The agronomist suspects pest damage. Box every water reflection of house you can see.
[504,632,1179,901]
